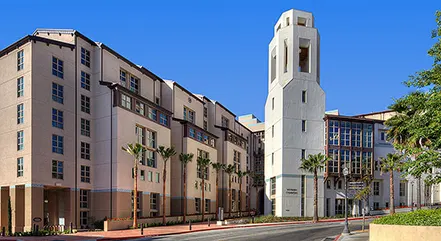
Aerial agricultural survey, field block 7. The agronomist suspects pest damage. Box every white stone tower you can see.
[264,9,325,217]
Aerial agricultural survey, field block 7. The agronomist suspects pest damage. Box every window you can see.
[150,193,159,215]
[17,131,24,151]
[81,95,90,114]
[183,106,195,123]
[302,90,307,103]
[120,70,127,87]
[272,97,274,110]
[80,211,88,227]
[148,107,157,121]
[81,119,90,137]
[135,125,145,145]
[271,48,277,82]
[189,128,195,138]
[271,177,276,195]
[52,160,64,179]
[335,199,344,215]
[326,180,331,189]
[131,191,142,218]
[52,83,64,104]
[140,170,145,181]
[286,17,290,26]
[283,39,288,73]
[362,152,372,171]
[197,132,202,142]
[130,75,139,94]
[221,116,229,128]
[328,120,339,145]
[81,48,90,67]
[159,113,168,126]
[272,125,274,137]
[204,107,208,117]
[363,124,373,148]
[52,108,63,129]
[17,77,24,97]
[328,149,339,173]
[352,123,362,147]
[302,120,306,132]
[205,199,210,213]
[298,17,307,26]
[195,198,201,213]
[385,202,389,208]
[338,180,342,189]
[301,149,306,160]
[81,165,90,183]
[81,71,90,91]
[17,157,24,177]
[155,97,160,105]
[17,50,24,71]
[375,159,380,171]
[155,172,160,183]
[271,153,274,165]
[203,120,208,130]
[17,104,24,124]
[52,57,64,78]
[298,38,310,73]
[271,198,276,215]
[52,134,64,154]
[234,150,241,171]
[80,189,89,208]
[197,149,209,179]
[148,171,153,182]
[340,121,350,146]
[373,181,380,196]
[81,142,90,160]
[121,94,132,109]
[351,151,361,174]
[340,150,349,172]
[400,182,406,197]
[135,101,145,115]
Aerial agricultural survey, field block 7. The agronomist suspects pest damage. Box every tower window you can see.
[286,17,290,26]
[284,39,288,73]
[302,90,307,103]
[297,17,306,26]
[270,48,277,82]
[272,97,274,110]
[302,120,306,132]
[299,38,310,73]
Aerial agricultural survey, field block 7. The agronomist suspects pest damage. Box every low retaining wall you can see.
[104,214,216,231]
[369,223,441,241]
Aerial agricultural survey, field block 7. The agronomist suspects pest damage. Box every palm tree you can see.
[157,146,177,225]
[236,170,248,216]
[179,153,194,223]
[211,162,225,218]
[380,153,403,215]
[197,156,211,221]
[122,143,145,228]
[223,164,236,217]
[299,153,330,223]
[250,172,263,214]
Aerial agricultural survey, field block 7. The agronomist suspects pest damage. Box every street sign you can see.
[348,182,365,190]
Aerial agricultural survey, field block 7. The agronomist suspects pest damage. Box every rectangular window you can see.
[380,132,386,141]
[52,108,63,129]
[17,131,24,151]
[271,177,276,195]
[81,95,90,114]
[373,202,379,210]
[17,77,24,97]
[52,134,64,154]
[189,128,195,138]
[205,199,210,213]
[17,50,24,71]
[302,90,307,103]
[302,120,306,132]
[120,70,127,87]
[301,149,306,160]
[335,199,344,215]
[159,113,168,126]
[81,119,90,137]
[155,172,160,183]
[328,120,339,145]
[203,120,208,130]
[135,125,145,145]
[17,104,24,124]
[52,160,63,179]
[340,150,349,172]
[80,189,90,208]
[326,180,331,189]
[204,107,208,117]
[298,17,307,26]
[221,116,229,128]
[130,75,140,94]
[363,124,373,148]
[148,107,157,121]
[352,123,362,147]
[351,151,361,174]
[272,153,274,165]
[80,211,88,227]
[135,101,145,115]
[271,198,276,215]
[140,170,145,181]
[362,152,372,171]
[340,121,351,146]
[81,48,90,67]
[373,181,380,196]
[52,56,64,79]
[298,38,310,73]
[328,149,339,173]
[81,142,90,160]
[121,94,132,109]
[183,106,195,123]
[17,157,24,177]
[52,83,64,104]
[270,48,277,82]
[155,97,160,105]
[234,150,241,171]
[283,39,288,73]
[197,149,209,179]
[150,193,159,214]
[81,165,91,183]
[81,71,91,91]
[400,182,406,197]
[272,125,274,137]
[272,97,274,110]
[195,198,201,213]
[146,150,156,168]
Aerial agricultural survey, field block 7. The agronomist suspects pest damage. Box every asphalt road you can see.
[137,220,371,241]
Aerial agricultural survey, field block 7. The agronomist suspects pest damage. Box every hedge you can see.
[372,208,441,226]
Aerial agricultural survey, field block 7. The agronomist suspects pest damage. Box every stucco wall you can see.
[369,223,441,241]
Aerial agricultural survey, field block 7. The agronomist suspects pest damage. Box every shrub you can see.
[372,208,441,226]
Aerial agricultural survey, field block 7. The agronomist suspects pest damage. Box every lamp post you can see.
[343,167,350,234]
[411,181,414,211]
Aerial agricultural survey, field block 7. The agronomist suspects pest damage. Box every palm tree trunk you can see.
[313,170,318,223]
[183,165,187,222]
[390,170,395,215]
[228,175,232,218]
[202,178,205,221]
[133,162,138,228]
[239,180,242,217]
[216,173,219,219]
[162,163,167,225]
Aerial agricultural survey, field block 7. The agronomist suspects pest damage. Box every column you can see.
[10,185,25,233]
[0,187,9,230]
[24,185,44,232]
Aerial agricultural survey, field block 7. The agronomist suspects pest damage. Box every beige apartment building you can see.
[0,29,260,232]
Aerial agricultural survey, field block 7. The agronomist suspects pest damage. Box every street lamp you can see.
[343,166,350,234]
[411,181,414,211]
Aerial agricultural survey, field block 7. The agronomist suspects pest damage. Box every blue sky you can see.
[1,1,439,120]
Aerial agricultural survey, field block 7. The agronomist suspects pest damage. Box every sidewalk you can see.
[337,231,369,241]
[0,216,377,241]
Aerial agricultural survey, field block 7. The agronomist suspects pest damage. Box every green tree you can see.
[250,172,264,214]
[211,162,225,217]
[299,153,330,223]
[380,153,403,215]
[197,156,211,221]
[223,164,236,217]
[121,143,145,228]
[157,146,177,225]
[179,153,194,223]
[235,170,248,216]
